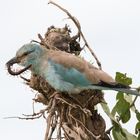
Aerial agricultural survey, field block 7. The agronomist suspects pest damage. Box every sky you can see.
[0,0,140,139]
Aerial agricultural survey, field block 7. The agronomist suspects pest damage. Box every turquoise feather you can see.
[13,43,140,96]
[43,59,92,93]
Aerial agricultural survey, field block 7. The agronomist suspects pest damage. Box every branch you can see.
[106,95,138,134]
[69,114,101,140]
[48,0,102,69]
[44,97,57,140]
[4,114,43,120]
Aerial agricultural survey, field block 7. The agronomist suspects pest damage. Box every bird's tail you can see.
[111,87,139,96]
[90,85,140,96]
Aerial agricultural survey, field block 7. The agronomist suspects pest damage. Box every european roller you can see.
[6,43,140,96]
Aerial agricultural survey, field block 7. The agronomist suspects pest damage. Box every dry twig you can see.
[48,0,102,69]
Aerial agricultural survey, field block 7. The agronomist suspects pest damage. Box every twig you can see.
[44,98,57,140]
[69,114,101,140]
[57,116,62,140]
[84,94,95,107]
[118,95,138,122]
[4,114,43,120]
[56,96,91,116]
[4,103,48,120]
[20,76,30,82]
[38,33,59,51]
[129,95,138,108]
[75,104,92,116]
[55,97,76,108]
[30,40,44,46]
[48,113,57,140]
[32,93,38,114]
[62,126,71,140]
[48,0,102,69]
[62,123,82,139]
[106,126,113,134]
[22,107,48,117]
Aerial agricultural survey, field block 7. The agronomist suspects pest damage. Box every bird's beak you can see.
[6,57,31,76]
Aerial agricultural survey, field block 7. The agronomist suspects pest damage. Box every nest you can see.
[20,25,110,140]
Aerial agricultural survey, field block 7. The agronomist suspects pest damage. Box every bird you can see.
[6,43,140,96]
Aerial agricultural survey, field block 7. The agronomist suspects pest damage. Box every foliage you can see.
[102,72,140,139]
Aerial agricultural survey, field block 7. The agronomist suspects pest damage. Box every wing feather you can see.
[47,50,116,85]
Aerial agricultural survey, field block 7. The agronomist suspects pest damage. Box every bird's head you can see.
[6,43,43,75]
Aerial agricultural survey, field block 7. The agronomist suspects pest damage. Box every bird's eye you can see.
[23,52,29,56]
[22,50,34,56]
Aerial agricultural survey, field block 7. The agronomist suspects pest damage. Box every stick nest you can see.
[21,26,110,140]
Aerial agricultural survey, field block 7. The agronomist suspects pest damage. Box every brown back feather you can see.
[46,50,116,84]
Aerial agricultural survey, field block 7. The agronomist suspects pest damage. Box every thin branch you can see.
[44,98,57,140]
[20,76,30,82]
[62,126,71,140]
[55,97,76,108]
[117,95,138,122]
[4,114,43,120]
[22,107,48,117]
[32,93,38,114]
[69,114,101,140]
[48,114,57,140]
[106,126,114,134]
[55,115,62,140]
[129,95,138,108]
[56,97,92,116]
[48,0,102,69]
[48,1,81,35]
[30,40,44,46]
[38,33,59,51]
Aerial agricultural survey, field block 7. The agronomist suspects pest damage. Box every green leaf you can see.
[138,134,140,140]
[122,128,137,140]
[124,94,132,104]
[115,98,131,123]
[115,72,132,86]
[112,127,126,140]
[100,101,119,124]
[116,92,124,100]
[112,125,137,140]
[122,110,130,123]
[112,129,125,140]
[135,122,140,134]
[124,94,136,112]
[111,105,117,117]
[136,110,140,121]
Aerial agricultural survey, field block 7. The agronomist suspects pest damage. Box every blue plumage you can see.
[44,59,92,93]
[6,43,140,96]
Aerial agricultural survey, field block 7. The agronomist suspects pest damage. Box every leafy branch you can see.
[103,72,140,139]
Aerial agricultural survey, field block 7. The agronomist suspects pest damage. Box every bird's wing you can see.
[46,50,116,86]
[43,50,140,96]
[45,58,92,87]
